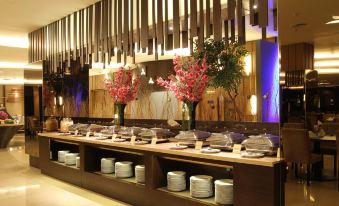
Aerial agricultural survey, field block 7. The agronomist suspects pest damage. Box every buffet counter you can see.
[38,132,285,206]
[0,124,23,148]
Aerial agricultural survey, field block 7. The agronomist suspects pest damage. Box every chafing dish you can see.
[241,134,280,155]
[207,132,246,151]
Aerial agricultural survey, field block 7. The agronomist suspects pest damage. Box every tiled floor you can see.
[1,134,338,206]
[0,134,129,206]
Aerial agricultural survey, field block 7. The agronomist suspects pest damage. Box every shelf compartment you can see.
[92,171,145,187]
[51,160,79,171]
[158,187,232,206]
[50,140,80,162]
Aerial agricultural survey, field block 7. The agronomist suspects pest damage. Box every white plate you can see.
[241,152,265,158]
[201,148,221,154]
[170,145,188,150]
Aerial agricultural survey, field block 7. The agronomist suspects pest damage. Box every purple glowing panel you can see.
[259,41,280,122]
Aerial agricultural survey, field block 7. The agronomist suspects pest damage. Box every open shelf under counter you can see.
[92,171,145,187]
[157,187,231,206]
[51,160,80,171]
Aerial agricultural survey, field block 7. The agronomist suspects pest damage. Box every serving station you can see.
[39,132,285,206]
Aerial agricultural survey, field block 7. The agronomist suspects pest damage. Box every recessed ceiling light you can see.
[253,4,258,9]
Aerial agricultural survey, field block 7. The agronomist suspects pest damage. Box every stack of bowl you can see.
[135,165,145,183]
[65,153,79,165]
[58,150,70,163]
[115,161,133,178]
[215,179,233,204]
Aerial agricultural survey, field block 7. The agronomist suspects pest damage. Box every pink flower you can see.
[157,55,209,102]
[104,68,141,104]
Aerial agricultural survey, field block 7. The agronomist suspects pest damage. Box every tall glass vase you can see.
[114,103,126,126]
[182,101,199,131]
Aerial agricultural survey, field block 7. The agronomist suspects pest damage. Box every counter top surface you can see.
[39,132,283,167]
[0,124,23,127]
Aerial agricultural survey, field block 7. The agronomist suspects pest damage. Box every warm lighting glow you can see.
[140,68,146,76]
[253,4,258,9]
[315,68,339,74]
[0,62,41,70]
[250,95,257,115]
[148,77,154,84]
[244,54,252,76]
[0,184,40,194]
[58,96,63,106]
[279,72,286,77]
[326,19,339,24]
[314,60,339,67]
[0,79,42,85]
[0,36,28,48]
[314,52,339,59]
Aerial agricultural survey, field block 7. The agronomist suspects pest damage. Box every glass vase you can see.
[182,101,199,131]
[114,103,127,126]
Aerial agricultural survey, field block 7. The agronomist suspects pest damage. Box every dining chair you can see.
[281,128,322,186]
[320,123,339,176]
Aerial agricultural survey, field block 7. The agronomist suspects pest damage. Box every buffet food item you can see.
[68,123,89,134]
[175,130,211,147]
[60,118,74,132]
[87,124,105,133]
[167,171,186,192]
[215,179,233,204]
[101,158,116,174]
[45,116,58,132]
[241,134,280,155]
[207,132,246,151]
[118,127,142,138]
[190,175,213,198]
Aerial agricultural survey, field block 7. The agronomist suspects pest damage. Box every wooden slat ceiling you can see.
[29,0,276,74]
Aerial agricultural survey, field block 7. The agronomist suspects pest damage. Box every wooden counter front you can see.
[38,132,286,206]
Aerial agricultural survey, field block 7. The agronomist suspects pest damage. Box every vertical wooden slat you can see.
[108,0,112,63]
[213,0,222,41]
[67,15,71,67]
[190,0,197,37]
[129,0,134,60]
[164,0,169,50]
[117,0,122,50]
[140,0,148,49]
[135,0,140,51]
[123,0,129,54]
[157,0,163,45]
[173,0,180,49]
[249,0,255,25]
[73,12,78,61]
[182,0,188,48]
[205,0,211,37]
[230,20,235,43]
[224,20,229,46]
[258,0,268,28]
[152,0,157,60]
[198,0,204,50]
[237,0,245,44]
[113,0,117,50]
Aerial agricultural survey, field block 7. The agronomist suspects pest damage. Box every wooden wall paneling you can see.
[173,0,180,49]
[148,39,153,55]
[258,0,268,28]
[230,20,235,43]
[164,0,169,50]
[98,2,103,63]
[67,15,71,67]
[103,0,108,57]
[123,0,129,55]
[236,0,245,44]
[280,45,288,72]
[129,0,134,61]
[182,0,188,48]
[213,0,222,41]
[28,32,31,63]
[205,0,211,37]
[62,18,66,68]
[198,0,204,50]
[295,43,304,70]
[81,9,85,66]
[86,7,89,63]
[37,29,40,61]
[288,44,296,71]
[113,0,117,51]
[273,8,277,31]
[140,0,148,49]
[32,30,35,62]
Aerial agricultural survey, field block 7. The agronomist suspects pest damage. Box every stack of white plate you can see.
[58,150,70,163]
[215,179,233,205]
[167,171,186,192]
[76,157,80,168]
[115,161,133,178]
[135,165,145,183]
[65,153,79,165]
[101,158,116,174]
[190,175,213,198]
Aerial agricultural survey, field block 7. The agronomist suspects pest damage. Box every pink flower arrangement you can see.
[157,55,209,102]
[104,68,141,104]
[0,111,9,120]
